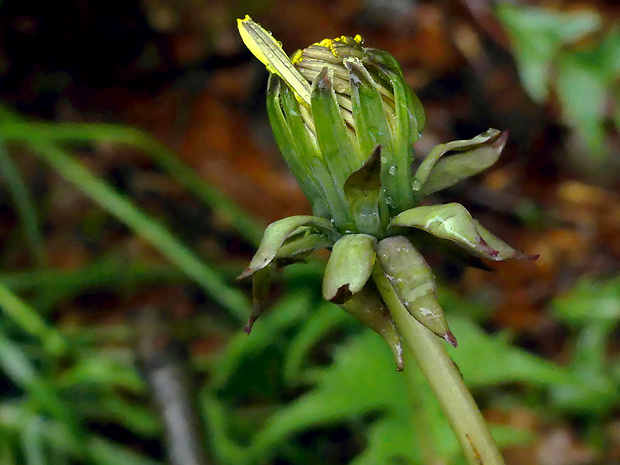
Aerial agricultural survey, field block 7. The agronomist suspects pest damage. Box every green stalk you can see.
[372,265,505,465]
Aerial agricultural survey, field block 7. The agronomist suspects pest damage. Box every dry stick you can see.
[133,307,211,465]
[372,265,505,465]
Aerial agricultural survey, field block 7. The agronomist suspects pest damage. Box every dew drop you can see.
[388,166,397,176]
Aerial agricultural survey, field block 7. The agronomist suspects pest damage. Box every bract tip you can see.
[236,268,253,281]
[243,318,256,334]
[443,331,458,348]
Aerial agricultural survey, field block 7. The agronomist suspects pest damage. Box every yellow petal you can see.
[237,15,312,106]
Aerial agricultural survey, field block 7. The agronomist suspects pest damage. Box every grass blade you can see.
[26,141,248,321]
[0,283,66,355]
[0,326,79,440]
[0,140,45,265]
[22,418,47,465]
[1,121,264,246]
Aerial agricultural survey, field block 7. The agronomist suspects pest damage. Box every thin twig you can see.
[133,307,211,465]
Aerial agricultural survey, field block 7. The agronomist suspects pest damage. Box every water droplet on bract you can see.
[388,166,397,176]
[380,156,387,164]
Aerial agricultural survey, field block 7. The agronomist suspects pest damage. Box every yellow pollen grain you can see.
[291,49,303,65]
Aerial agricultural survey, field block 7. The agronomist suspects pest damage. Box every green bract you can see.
[237,16,536,367]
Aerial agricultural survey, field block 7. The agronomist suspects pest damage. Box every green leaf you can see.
[496,5,617,179]
[322,234,377,303]
[206,291,556,465]
[375,236,455,345]
[209,291,313,389]
[390,203,531,261]
[419,131,508,196]
[554,30,619,168]
[445,284,619,415]
[237,215,337,280]
[351,414,420,465]
[352,342,533,465]
[343,145,384,235]
[548,278,620,414]
[556,53,606,158]
[246,331,405,464]
[248,321,534,465]
[282,302,350,385]
[497,3,601,102]
[552,277,620,324]
[57,353,145,393]
[550,321,618,414]
[413,129,501,195]
[445,316,572,387]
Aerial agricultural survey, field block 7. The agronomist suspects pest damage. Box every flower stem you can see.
[372,265,506,465]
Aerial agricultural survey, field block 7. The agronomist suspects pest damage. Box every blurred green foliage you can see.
[2,255,618,464]
[201,280,620,464]
[497,3,620,179]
